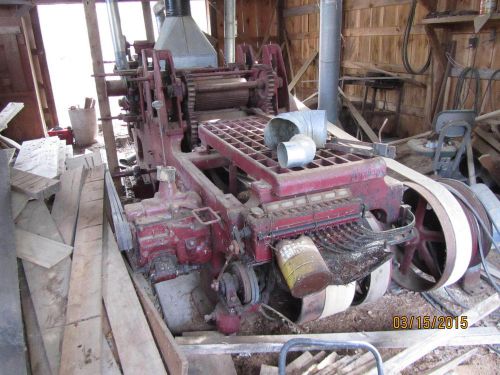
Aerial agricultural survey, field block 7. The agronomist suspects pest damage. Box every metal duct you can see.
[105,0,128,70]
[224,0,236,64]
[277,134,317,168]
[165,0,191,16]
[154,0,217,68]
[318,0,342,125]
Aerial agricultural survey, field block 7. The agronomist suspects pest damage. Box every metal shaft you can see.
[318,0,342,125]
[105,0,128,70]
[224,0,236,64]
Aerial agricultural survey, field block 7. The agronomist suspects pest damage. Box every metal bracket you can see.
[192,207,221,225]
[327,137,396,158]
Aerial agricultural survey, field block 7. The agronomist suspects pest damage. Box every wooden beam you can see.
[103,225,167,374]
[423,349,478,375]
[0,102,24,131]
[367,294,500,375]
[0,152,28,375]
[15,227,73,268]
[141,0,155,43]
[288,50,318,92]
[175,327,500,355]
[338,87,379,143]
[51,166,86,246]
[130,268,189,375]
[83,0,119,173]
[60,165,105,374]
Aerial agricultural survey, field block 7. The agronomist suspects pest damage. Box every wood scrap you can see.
[285,351,313,374]
[60,165,105,374]
[260,364,278,374]
[57,139,67,176]
[19,265,52,375]
[476,109,500,122]
[11,191,29,220]
[423,348,478,375]
[101,335,121,375]
[288,51,318,92]
[366,293,500,375]
[10,168,60,200]
[51,166,86,246]
[103,224,166,374]
[16,200,72,374]
[15,227,73,268]
[301,351,327,374]
[129,269,189,375]
[316,354,354,375]
[0,152,28,375]
[0,133,21,150]
[338,87,379,143]
[475,127,500,153]
[0,147,15,164]
[175,326,500,355]
[337,351,374,374]
[315,351,338,372]
[66,150,103,170]
[0,102,24,132]
[14,136,61,178]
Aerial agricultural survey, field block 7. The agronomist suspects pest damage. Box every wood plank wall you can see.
[282,0,500,136]
[0,6,57,141]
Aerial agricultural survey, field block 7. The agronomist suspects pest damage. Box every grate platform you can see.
[198,116,387,197]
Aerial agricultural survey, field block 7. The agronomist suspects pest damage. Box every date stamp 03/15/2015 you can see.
[392,315,469,330]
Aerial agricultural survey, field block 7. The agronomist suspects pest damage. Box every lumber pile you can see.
[0,143,184,374]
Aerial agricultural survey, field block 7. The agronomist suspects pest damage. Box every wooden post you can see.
[142,0,155,43]
[83,0,119,173]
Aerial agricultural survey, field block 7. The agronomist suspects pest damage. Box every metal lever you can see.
[327,137,396,159]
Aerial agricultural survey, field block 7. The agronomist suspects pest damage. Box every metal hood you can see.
[154,4,217,69]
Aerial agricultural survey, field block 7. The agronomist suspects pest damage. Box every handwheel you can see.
[392,182,472,291]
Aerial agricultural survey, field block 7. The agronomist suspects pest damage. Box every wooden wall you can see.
[0,5,57,142]
[281,0,500,136]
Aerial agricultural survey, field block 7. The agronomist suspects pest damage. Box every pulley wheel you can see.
[392,182,471,291]
[229,262,260,305]
[439,178,492,267]
[352,214,392,305]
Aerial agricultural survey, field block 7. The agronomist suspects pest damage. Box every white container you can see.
[68,107,97,146]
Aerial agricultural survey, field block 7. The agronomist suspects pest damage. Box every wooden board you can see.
[60,165,105,375]
[0,102,24,131]
[0,152,28,375]
[66,150,103,170]
[11,190,29,220]
[103,224,167,375]
[10,167,60,200]
[175,326,500,355]
[16,200,72,375]
[51,166,86,245]
[15,227,73,268]
[14,136,61,178]
[105,170,133,251]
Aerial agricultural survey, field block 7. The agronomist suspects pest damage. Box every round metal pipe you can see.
[153,1,166,31]
[318,0,342,125]
[277,134,316,168]
[224,0,236,64]
[105,0,128,70]
[165,0,191,17]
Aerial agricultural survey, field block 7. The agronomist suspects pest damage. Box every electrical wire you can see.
[479,69,500,113]
[402,0,431,75]
[452,67,481,113]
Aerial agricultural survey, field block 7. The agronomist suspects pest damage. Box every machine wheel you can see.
[439,178,492,267]
[229,262,260,305]
[392,182,472,291]
[352,260,391,306]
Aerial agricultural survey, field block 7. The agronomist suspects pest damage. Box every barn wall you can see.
[282,0,500,136]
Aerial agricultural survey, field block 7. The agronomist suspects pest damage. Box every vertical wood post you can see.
[83,0,119,173]
[142,0,155,43]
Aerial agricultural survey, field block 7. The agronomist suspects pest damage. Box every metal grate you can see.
[201,116,369,175]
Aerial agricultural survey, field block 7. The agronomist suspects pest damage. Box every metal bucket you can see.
[68,107,97,146]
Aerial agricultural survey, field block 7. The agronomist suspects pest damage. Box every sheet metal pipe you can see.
[224,0,236,64]
[105,0,128,70]
[318,0,342,125]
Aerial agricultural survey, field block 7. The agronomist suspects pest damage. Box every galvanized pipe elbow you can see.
[264,110,327,150]
[277,134,316,168]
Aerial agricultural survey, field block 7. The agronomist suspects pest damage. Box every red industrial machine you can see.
[116,42,421,334]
